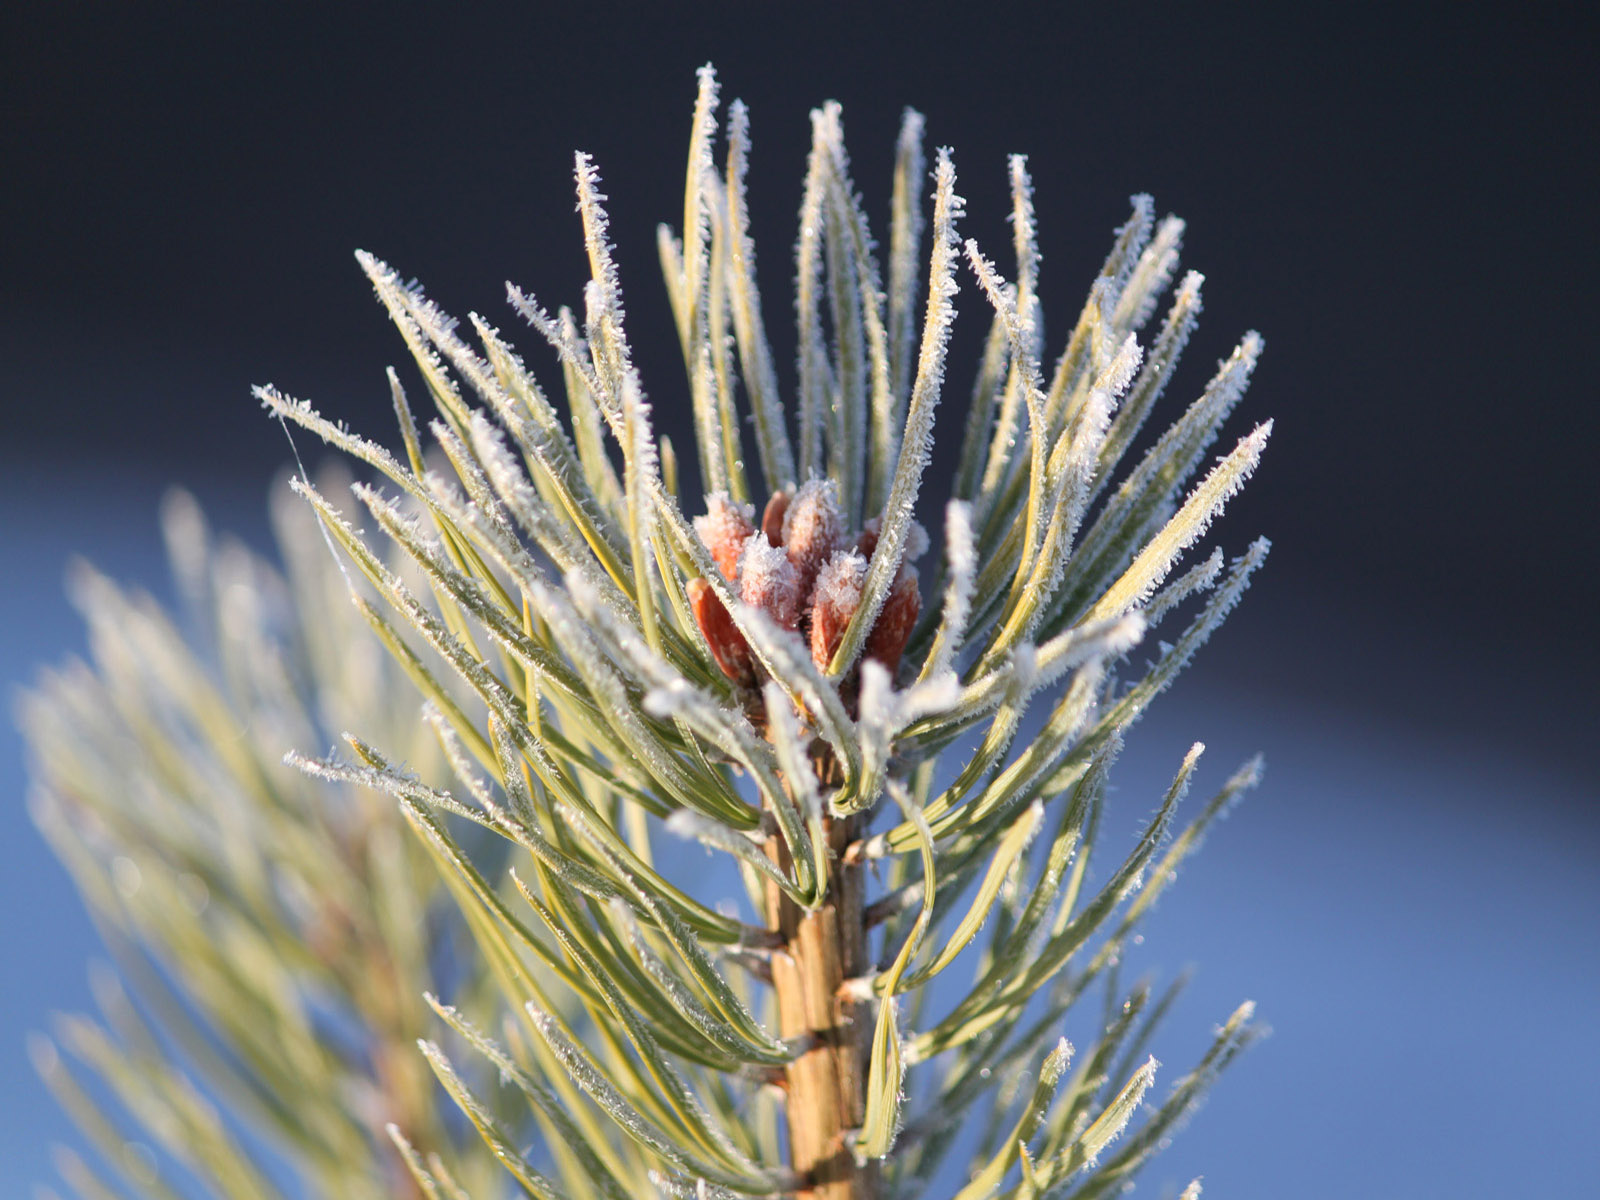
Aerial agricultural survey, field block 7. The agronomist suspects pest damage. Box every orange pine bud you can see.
[783,478,844,602]
[809,549,867,669]
[693,492,755,583]
[857,515,929,562]
[761,489,790,548]
[687,577,755,687]
[856,516,881,559]
[739,536,803,631]
[864,565,920,675]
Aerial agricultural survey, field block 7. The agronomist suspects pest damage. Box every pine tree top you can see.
[25,64,1268,1200]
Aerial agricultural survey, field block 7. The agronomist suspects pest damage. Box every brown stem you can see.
[766,782,880,1200]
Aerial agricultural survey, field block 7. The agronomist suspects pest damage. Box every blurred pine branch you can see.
[23,65,1270,1200]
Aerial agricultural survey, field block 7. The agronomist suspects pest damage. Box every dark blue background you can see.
[4,5,1595,1196]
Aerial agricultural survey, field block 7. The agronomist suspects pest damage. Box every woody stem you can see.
[765,769,879,1200]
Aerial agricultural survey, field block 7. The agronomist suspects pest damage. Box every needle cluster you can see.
[24,65,1271,1200]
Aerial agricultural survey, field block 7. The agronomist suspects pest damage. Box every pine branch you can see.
[23,64,1274,1200]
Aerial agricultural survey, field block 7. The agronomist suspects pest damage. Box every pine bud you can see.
[693,492,755,583]
[864,565,921,675]
[856,516,880,559]
[782,478,843,601]
[687,578,755,687]
[809,549,867,669]
[739,536,803,631]
[761,489,790,548]
[857,515,929,562]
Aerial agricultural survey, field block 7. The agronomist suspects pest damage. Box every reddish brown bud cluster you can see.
[688,485,923,698]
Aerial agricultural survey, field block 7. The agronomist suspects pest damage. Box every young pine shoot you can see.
[25,65,1269,1200]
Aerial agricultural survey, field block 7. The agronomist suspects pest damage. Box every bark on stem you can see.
[766,797,878,1199]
